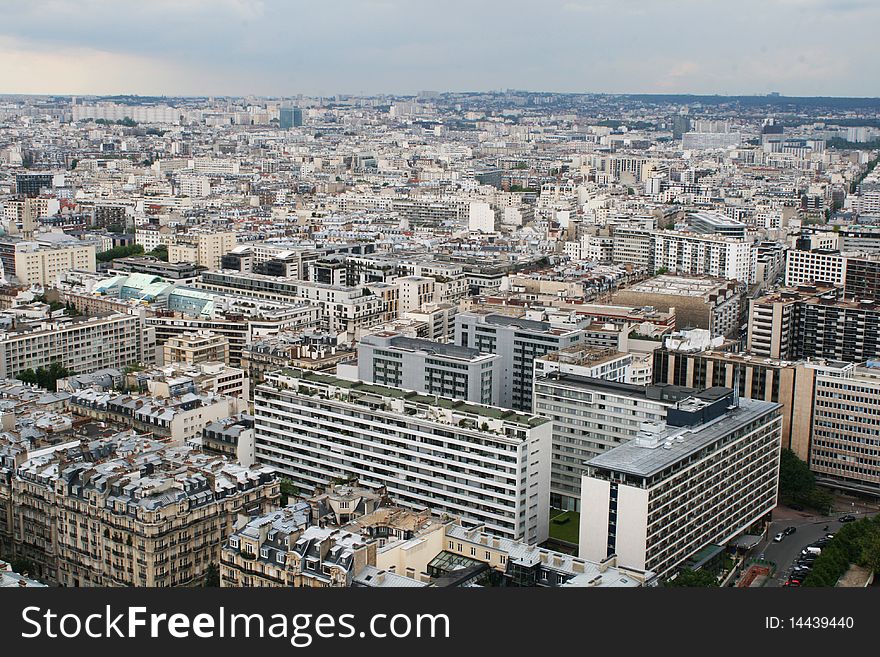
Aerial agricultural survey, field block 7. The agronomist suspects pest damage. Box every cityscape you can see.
[1,4,880,595]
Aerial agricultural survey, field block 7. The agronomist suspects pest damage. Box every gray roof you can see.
[586,398,780,479]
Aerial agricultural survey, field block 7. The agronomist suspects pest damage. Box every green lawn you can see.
[548,509,580,545]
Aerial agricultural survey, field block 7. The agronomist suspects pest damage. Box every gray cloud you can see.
[0,0,877,96]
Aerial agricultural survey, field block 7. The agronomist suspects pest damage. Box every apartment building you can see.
[353,332,502,405]
[580,391,782,578]
[0,313,154,379]
[652,231,753,283]
[162,331,230,366]
[69,388,241,445]
[201,414,255,466]
[10,239,95,286]
[169,231,237,269]
[222,508,376,588]
[455,311,585,411]
[533,345,633,384]
[533,373,696,512]
[611,226,654,270]
[808,361,880,495]
[652,335,815,455]
[748,286,880,363]
[6,436,278,586]
[253,369,552,544]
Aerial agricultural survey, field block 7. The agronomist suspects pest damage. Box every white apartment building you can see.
[784,248,847,288]
[468,201,495,233]
[532,373,682,512]
[0,313,154,379]
[579,393,781,579]
[253,369,552,544]
[652,231,754,283]
[354,332,502,405]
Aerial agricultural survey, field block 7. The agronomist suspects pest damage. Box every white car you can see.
[773,532,785,542]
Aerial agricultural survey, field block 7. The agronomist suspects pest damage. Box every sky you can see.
[0,0,877,98]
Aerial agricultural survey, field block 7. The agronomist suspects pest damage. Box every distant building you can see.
[279,107,303,129]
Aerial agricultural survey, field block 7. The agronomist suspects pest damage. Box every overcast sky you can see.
[1,0,877,97]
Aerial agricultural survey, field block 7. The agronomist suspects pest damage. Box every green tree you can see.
[279,478,298,505]
[146,244,169,261]
[203,563,220,587]
[664,569,718,587]
[778,448,815,497]
[97,244,144,262]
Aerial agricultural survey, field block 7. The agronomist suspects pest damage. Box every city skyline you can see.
[1,0,879,97]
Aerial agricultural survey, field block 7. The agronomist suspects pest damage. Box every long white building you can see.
[253,369,552,544]
[652,231,754,283]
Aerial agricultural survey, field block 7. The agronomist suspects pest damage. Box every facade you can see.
[253,369,552,544]
[355,332,501,405]
[534,345,633,384]
[652,231,753,283]
[162,331,230,366]
[808,361,880,495]
[579,392,782,578]
[0,313,154,379]
[455,311,585,411]
[6,436,278,586]
[169,231,237,270]
[11,240,96,286]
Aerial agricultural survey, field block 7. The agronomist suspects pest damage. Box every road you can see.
[756,508,878,587]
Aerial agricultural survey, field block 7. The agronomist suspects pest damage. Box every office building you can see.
[353,332,502,405]
[808,361,880,495]
[253,369,552,544]
[279,107,303,129]
[579,391,782,578]
[455,312,585,411]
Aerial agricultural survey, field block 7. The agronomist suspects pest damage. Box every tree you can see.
[860,532,880,575]
[146,244,169,261]
[203,563,220,587]
[97,244,144,262]
[664,569,718,587]
[279,478,298,505]
[778,448,815,497]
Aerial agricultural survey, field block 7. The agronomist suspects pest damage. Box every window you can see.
[260,547,269,559]
[229,537,239,549]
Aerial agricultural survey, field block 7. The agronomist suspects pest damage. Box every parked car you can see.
[839,514,856,523]
[825,533,835,540]
[802,546,821,555]
[773,532,785,542]
[784,526,797,535]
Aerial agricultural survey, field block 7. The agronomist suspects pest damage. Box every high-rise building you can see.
[455,312,585,411]
[253,369,552,544]
[279,107,303,129]
[533,373,695,511]
[579,391,781,579]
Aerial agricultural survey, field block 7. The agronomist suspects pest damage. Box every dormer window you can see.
[229,537,239,549]
[260,547,269,559]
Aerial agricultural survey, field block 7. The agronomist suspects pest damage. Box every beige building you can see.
[6,436,278,586]
[13,240,95,286]
[162,331,230,365]
[169,231,236,269]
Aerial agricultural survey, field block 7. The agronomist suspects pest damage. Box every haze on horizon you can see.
[1,0,878,98]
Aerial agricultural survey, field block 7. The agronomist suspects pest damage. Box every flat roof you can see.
[586,397,780,478]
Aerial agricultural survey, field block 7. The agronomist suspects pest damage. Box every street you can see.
[756,505,878,587]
